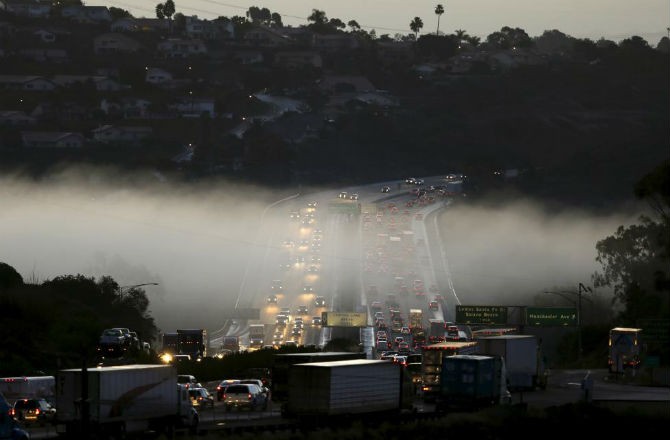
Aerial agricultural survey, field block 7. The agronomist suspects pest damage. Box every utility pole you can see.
[545,282,592,361]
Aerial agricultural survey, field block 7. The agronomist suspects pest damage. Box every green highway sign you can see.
[525,307,577,326]
[328,201,361,215]
[455,305,508,325]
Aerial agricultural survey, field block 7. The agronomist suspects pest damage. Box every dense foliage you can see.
[0,273,158,375]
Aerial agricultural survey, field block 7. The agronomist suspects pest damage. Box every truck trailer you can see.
[437,355,510,411]
[476,335,546,390]
[55,364,198,437]
[284,359,413,419]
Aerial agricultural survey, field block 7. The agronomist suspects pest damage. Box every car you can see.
[310,255,321,264]
[401,326,411,334]
[280,340,298,348]
[267,294,278,304]
[303,285,314,293]
[280,307,291,316]
[11,398,56,425]
[221,383,268,411]
[216,379,241,401]
[311,316,322,325]
[429,300,439,311]
[394,336,404,345]
[314,296,326,307]
[271,280,283,291]
[188,387,214,408]
[338,191,348,199]
[377,330,388,339]
[239,379,270,397]
[349,193,359,200]
[293,320,304,330]
[398,341,411,353]
[381,186,390,193]
[276,314,288,326]
[296,305,309,315]
[405,177,416,184]
[306,265,319,274]
[177,375,201,388]
[291,327,302,337]
[306,201,317,210]
[289,211,300,220]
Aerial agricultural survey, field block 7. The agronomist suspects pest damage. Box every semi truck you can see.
[176,329,207,359]
[0,376,54,405]
[55,364,198,437]
[428,318,446,343]
[421,341,479,402]
[476,335,546,390]
[248,324,266,349]
[409,309,423,335]
[608,327,643,375]
[221,336,240,353]
[283,359,414,419]
[436,355,510,411]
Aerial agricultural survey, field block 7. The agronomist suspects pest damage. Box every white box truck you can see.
[477,335,546,390]
[55,364,198,437]
[284,359,412,419]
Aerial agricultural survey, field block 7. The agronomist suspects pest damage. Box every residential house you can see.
[157,38,207,58]
[61,5,111,22]
[51,75,125,92]
[33,29,55,43]
[145,67,174,85]
[0,75,57,91]
[488,48,546,71]
[312,34,359,51]
[274,51,322,69]
[244,26,292,47]
[134,18,170,32]
[376,41,413,64]
[0,110,36,125]
[185,16,233,40]
[100,97,153,119]
[91,124,153,146]
[232,50,263,65]
[111,17,141,32]
[318,74,375,93]
[18,48,68,63]
[94,33,142,55]
[21,131,85,148]
[31,102,90,121]
[1,0,51,18]
[169,97,215,118]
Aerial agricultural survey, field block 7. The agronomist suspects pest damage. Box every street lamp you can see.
[544,282,592,360]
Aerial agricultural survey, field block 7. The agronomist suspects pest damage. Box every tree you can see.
[348,20,360,32]
[454,29,468,41]
[486,26,533,49]
[308,9,328,26]
[270,12,283,27]
[109,7,132,20]
[593,161,670,327]
[155,3,164,20]
[410,17,424,39]
[163,0,175,20]
[434,4,445,35]
[0,262,23,292]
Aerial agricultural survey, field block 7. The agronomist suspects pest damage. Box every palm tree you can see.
[435,4,444,35]
[410,17,424,39]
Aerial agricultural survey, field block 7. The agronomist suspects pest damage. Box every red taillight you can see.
[248,393,252,400]
[35,409,41,415]
[216,386,221,391]
[9,409,15,416]
[222,394,227,400]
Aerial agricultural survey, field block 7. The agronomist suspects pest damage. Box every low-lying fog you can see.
[0,168,644,338]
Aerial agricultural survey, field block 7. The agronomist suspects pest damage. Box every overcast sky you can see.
[92,0,669,42]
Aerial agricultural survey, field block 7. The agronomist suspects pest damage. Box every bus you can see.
[608,327,643,374]
[420,341,479,402]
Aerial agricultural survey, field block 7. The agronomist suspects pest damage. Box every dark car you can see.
[12,398,56,425]
[188,387,214,409]
[216,379,241,401]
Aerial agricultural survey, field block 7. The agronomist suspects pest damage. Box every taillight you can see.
[248,393,252,400]
[35,409,41,415]
[222,394,227,400]
[9,409,15,416]
[216,386,221,391]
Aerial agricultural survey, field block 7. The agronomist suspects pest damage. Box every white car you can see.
[349,193,359,200]
[338,191,348,199]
